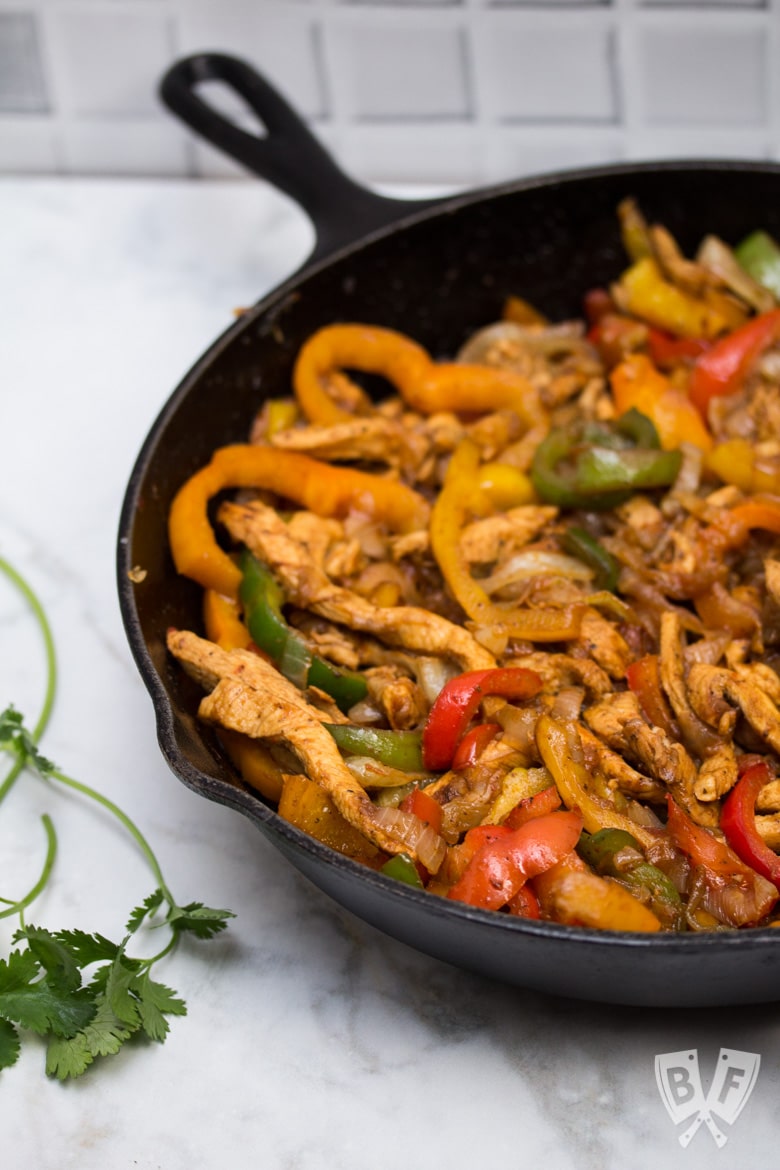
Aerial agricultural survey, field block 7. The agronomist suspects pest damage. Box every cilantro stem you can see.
[0,557,57,805]
[47,767,174,906]
[0,814,57,921]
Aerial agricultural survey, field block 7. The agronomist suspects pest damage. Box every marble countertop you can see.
[1,177,778,1169]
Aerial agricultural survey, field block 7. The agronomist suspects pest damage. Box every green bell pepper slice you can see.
[735,230,780,300]
[324,724,424,771]
[239,550,368,713]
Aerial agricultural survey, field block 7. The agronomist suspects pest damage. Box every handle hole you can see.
[194,79,269,140]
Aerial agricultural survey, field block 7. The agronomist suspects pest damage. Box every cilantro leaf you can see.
[0,949,95,1038]
[126,889,165,934]
[168,902,235,939]
[103,951,141,1028]
[49,930,120,968]
[46,1031,93,1080]
[0,706,54,775]
[0,1019,21,1071]
[133,971,186,1042]
[80,993,135,1058]
[15,927,81,991]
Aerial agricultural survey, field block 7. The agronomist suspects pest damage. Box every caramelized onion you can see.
[371,805,446,873]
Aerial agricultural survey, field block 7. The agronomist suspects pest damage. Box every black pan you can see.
[118,52,780,1007]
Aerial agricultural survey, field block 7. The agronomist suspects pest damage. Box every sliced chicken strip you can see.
[219,499,496,671]
[577,724,667,803]
[755,813,780,851]
[583,691,644,751]
[576,609,632,680]
[756,779,780,812]
[511,652,612,699]
[270,416,429,473]
[621,718,718,827]
[167,629,444,865]
[363,665,427,730]
[694,741,739,802]
[688,664,780,754]
[659,612,723,757]
[458,506,557,565]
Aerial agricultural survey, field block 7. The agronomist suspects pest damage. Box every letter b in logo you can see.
[667,1065,696,1107]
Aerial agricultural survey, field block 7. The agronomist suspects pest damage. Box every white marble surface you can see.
[1,177,779,1168]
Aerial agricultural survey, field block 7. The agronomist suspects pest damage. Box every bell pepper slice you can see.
[240,551,368,712]
[531,414,683,509]
[447,809,584,911]
[451,722,501,772]
[626,654,682,741]
[535,714,659,851]
[610,353,713,452]
[506,883,541,919]
[380,853,425,889]
[325,723,424,772]
[422,667,542,772]
[561,527,619,592]
[618,256,728,339]
[734,230,780,299]
[431,438,585,641]
[688,309,780,416]
[293,323,545,430]
[541,868,662,932]
[168,443,430,598]
[706,438,780,495]
[504,784,561,829]
[400,787,443,835]
[721,762,780,891]
[578,827,684,927]
[647,328,710,370]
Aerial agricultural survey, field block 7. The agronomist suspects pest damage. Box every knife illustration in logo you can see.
[655,1048,760,1147]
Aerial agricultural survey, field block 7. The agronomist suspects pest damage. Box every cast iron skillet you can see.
[118,52,780,1007]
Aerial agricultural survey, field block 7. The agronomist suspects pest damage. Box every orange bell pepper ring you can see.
[610,353,713,452]
[293,323,546,430]
[169,443,430,598]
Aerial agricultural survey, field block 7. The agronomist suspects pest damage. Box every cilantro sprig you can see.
[0,556,234,1079]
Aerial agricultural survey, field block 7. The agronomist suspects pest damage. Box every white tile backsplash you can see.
[328,15,470,120]
[1,0,780,183]
[637,15,766,126]
[476,12,617,123]
[0,12,48,113]
[47,9,173,118]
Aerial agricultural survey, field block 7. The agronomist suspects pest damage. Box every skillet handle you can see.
[160,53,442,263]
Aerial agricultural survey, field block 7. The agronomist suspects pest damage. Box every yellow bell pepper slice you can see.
[535,713,659,851]
[543,868,662,932]
[619,257,728,340]
[706,438,780,494]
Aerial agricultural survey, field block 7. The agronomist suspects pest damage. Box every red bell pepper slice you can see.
[422,667,542,772]
[626,655,681,741]
[688,308,780,416]
[507,883,541,919]
[647,327,710,370]
[504,784,562,830]
[666,796,778,925]
[451,722,501,772]
[721,762,780,891]
[400,787,443,835]
[447,809,583,911]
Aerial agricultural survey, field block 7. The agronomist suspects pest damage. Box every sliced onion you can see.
[668,442,703,499]
[456,320,590,365]
[549,686,585,722]
[415,656,457,705]
[346,698,385,725]
[346,757,433,789]
[371,804,447,873]
[482,550,593,595]
[494,704,539,755]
